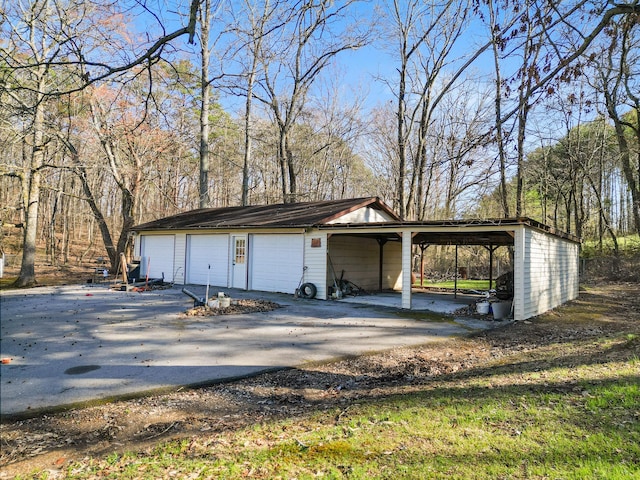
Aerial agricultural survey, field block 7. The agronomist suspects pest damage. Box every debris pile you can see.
[182,299,280,317]
[453,304,477,317]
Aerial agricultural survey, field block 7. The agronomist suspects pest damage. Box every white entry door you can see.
[231,235,247,289]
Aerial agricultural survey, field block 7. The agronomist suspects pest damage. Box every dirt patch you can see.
[1,282,639,478]
[582,253,640,282]
[182,299,280,317]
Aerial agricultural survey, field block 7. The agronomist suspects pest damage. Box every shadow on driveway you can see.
[0,284,498,417]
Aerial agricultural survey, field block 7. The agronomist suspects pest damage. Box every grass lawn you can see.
[49,357,638,479]
[23,348,638,478]
[8,283,640,479]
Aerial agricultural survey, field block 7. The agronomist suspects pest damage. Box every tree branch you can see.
[2,0,202,97]
[500,3,640,124]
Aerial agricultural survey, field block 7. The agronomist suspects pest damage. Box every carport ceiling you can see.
[331,230,514,246]
[323,217,573,247]
[413,231,514,246]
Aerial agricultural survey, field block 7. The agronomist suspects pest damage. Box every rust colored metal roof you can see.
[133,197,399,231]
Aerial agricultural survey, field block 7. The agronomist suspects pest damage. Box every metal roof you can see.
[132,197,400,231]
[133,197,579,245]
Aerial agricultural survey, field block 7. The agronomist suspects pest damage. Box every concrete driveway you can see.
[0,284,495,417]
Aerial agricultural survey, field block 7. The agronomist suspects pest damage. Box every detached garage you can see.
[132,197,580,321]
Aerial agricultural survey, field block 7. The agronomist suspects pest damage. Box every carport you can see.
[131,198,579,321]
[319,218,580,321]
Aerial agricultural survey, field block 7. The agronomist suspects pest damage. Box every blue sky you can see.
[129,1,497,112]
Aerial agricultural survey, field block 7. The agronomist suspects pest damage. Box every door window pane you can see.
[235,239,246,264]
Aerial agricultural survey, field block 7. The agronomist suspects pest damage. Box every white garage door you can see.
[140,235,175,281]
[186,234,229,286]
[250,234,304,293]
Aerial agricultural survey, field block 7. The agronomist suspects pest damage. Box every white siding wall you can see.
[304,232,328,299]
[516,227,580,320]
[173,233,186,284]
[514,227,526,321]
[327,236,400,291]
[384,241,403,290]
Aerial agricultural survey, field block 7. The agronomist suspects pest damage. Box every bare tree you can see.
[387,0,475,218]
[382,0,503,219]
[196,0,227,208]
[592,14,640,234]
[198,0,213,209]
[476,0,640,218]
[0,0,82,286]
[477,0,553,218]
[0,0,202,286]
[233,0,279,205]
[485,1,640,126]
[365,104,400,205]
[251,0,370,203]
[486,0,512,217]
[1,0,202,97]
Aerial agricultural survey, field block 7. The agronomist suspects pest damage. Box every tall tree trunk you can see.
[514,0,542,218]
[49,176,64,266]
[199,0,211,209]
[285,134,297,202]
[489,0,510,218]
[414,104,430,220]
[116,189,136,262]
[278,128,289,202]
[15,85,45,287]
[396,58,407,219]
[241,0,270,206]
[118,143,143,262]
[59,135,119,269]
[241,66,255,206]
[514,108,527,218]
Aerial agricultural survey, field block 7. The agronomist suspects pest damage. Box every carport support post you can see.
[454,245,458,299]
[401,230,413,309]
[377,238,387,292]
[484,245,499,290]
[419,243,429,286]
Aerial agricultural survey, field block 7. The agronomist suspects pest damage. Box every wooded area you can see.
[1,0,639,286]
